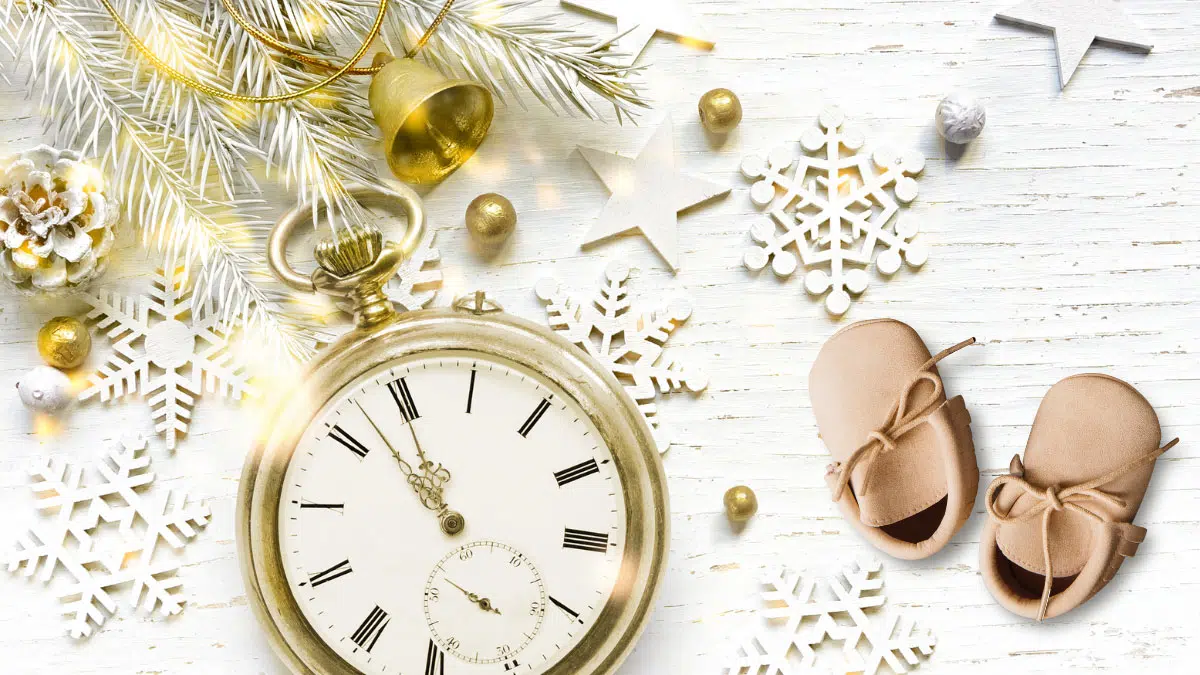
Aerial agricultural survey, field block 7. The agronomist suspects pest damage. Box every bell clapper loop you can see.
[267,183,427,328]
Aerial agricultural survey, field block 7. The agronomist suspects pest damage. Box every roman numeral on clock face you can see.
[330,425,369,458]
[308,559,352,588]
[388,377,420,422]
[425,639,445,675]
[299,500,344,512]
[554,459,600,487]
[549,596,583,624]
[519,398,551,437]
[350,605,389,653]
[563,527,609,553]
[466,369,477,414]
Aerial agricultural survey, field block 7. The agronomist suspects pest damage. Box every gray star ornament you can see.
[996,0,1153,89]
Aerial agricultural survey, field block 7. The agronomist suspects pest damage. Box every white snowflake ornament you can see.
[723,559,936,675]
[535,261,708,453]
[741,107,927,316]
[5,436,210,639]
[80,262,255,449]
[384,228,442,310]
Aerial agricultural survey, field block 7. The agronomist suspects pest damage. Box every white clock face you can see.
[278,352,628,674]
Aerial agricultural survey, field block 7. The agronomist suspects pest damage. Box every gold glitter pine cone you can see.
[0,145,118,293]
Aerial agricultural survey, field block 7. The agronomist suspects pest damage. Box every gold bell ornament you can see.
[369,54,494,185]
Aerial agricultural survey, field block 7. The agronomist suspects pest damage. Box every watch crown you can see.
[315,226,384,277]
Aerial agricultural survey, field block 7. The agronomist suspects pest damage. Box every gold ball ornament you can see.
[699,88,743,134]
[37,316,91,369]
[724,485,758,523]
[465,193,518,246]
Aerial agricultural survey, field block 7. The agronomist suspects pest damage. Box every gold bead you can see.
[465,193,518,246]
[724,485,758,523]
[699,88,743,134]
[37,316,91,370]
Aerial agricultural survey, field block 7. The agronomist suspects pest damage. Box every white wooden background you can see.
[3,0,1199,672]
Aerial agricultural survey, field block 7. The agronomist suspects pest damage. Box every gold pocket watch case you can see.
[239,185,669,675]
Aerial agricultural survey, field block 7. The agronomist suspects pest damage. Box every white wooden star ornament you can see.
[577,116,730,272]
[996,0,1153,89]
[561,0,714,61]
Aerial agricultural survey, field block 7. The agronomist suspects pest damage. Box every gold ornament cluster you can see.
[19,315,92,415]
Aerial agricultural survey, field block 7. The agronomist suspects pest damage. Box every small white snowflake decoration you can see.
[384,227,442,311]
[535,261,708,453]
[740,106,927,316]
[80,262,255,449]
[723,559,936,675]
[5,436,211,639]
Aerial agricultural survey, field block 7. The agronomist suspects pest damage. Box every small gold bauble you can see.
[465,193,518,246]
[37,316,91,369]
[699,88,743,134]
[724,485,758,523]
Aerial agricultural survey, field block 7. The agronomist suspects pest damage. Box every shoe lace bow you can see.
[830,338,976,502]
[985,438,1178,621]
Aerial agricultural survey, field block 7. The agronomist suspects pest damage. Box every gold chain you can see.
[97,0,458,104]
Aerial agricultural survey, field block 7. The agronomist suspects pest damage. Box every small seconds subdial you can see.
[424,541,547,665]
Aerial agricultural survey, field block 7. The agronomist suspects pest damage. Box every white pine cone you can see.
[0,144,119,293]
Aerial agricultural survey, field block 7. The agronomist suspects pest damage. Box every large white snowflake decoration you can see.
[723,559,936,675]
[5,436,211,639]
[535,261,708,453]
[740,106,928,316]
[80,262,255,449]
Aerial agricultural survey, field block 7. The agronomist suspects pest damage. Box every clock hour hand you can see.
[445,578,502,615]
[353,400,465,536]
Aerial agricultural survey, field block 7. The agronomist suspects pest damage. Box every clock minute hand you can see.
[402,410,447,483]
[353,401,465,536]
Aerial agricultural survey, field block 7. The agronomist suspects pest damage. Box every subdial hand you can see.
[445,578,502,615]
[354,400,465,535]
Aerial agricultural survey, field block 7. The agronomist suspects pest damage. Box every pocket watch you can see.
[239,185,669,675]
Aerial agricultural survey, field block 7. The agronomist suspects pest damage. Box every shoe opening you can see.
[879,495,948,544]
[993,546,1079,600]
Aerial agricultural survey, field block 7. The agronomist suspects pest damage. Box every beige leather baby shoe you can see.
[810,319,978,560]
[980,374,1177,621]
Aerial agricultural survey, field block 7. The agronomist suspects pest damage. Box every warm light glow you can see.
[224,101,255,127]
[470,1,505,25]
[302,10,327,37]
[536,183,560,209]
[611,167,635,196]
[461,154,508,181]
[33,413,63,438]
[677,36,712,50]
